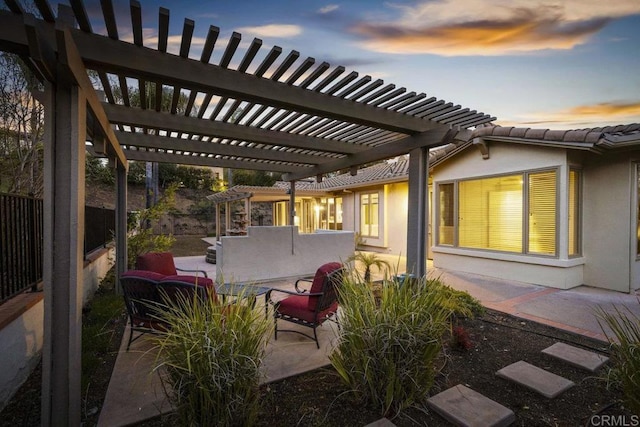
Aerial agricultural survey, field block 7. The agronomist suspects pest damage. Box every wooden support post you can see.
[215,203,221,241]
[115,161,127,289]
[41,80,86,427]
[406,147,429,278]
[289,180,296,254]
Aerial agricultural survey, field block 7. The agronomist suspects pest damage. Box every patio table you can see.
[215,283,272,314]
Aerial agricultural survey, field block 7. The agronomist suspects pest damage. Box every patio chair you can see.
[120,271,215,350]
[135,251,208,278]
[268,262,344,349]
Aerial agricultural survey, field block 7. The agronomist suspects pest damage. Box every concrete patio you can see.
[97,253,640,426]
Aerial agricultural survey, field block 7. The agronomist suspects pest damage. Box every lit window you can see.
[360,192,379,238]
[569,169,581,256]
[528,171,557,255]
[437,169,561,256]
[437,183,454,245]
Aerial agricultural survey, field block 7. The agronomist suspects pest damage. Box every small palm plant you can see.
[347,251,391,283]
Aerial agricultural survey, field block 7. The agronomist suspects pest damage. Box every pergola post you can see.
[41,79,86,426]
[289,180,296,226]
[215,203,221,241]
[406,147,429,278]
[115,161,128,288]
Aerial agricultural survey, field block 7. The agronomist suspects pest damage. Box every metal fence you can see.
[0,193,43,303]
[0,193,116,304]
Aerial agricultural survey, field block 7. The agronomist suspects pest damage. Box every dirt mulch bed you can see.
[1,307,632,426]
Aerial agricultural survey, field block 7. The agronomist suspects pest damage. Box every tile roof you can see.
[209,122,640,201]
[472,123,640,149]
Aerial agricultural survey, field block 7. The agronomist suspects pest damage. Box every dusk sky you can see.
[54,0,640,130]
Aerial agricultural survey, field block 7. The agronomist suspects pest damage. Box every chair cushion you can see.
[278,295,338,324]
[135,252,178,276]
[308,262,342,311]
[159,275,218,303]
[160,274,214,288]
[121,270,166,282]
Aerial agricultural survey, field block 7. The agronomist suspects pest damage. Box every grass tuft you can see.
[152,288,271,426]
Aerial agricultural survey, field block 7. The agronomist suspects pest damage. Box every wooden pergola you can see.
[0,1,494,425]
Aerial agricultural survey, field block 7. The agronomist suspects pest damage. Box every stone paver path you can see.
[496,360,574,398]
[427,384,516,427]
[542,342,609,372]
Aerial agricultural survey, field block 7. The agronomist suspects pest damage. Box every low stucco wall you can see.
[0,247,115,411]
[216,226,355,283]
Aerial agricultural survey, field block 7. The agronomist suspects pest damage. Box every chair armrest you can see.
[266,288,323,304]
[294,277,313,293]
[175,267,208,278]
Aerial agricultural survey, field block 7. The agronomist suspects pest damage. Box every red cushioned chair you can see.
[268,262,344,348]
[135,252,208,278]
[120,270,214,350]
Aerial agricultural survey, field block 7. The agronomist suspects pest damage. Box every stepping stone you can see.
[364,419,396,427]
[427,384,515,427]
[542,342,608,372]
[496,361,574,398]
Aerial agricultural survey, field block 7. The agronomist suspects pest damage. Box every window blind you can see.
[528,171,556,255]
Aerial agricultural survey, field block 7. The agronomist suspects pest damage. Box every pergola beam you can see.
[58,27,127,168]
[104,103,364,155]
[115,131,334,165]
[124,149,307,173]
[283,126,455,181]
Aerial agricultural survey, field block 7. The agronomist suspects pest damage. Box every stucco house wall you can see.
[581,152,637,292]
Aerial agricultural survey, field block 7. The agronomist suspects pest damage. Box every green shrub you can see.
[330,275,470,417]
[153,289,271,426]
[597,305,640,414]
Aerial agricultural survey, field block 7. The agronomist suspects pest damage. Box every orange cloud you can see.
[354,11,609,55]
[566,102,640,117]
[498,102,640,129]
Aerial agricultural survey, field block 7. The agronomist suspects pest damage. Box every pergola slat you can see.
[100,0,118,40]
[299,61,329,88]
[200,25,219,63]
[385,93,427,111]
[444,110,477,125]
[421,103,458,119]
[372,87,406,107]
[433,107,469,122]
[219,32,241,68]
[179,18,194,58]
[325,71,358,96]
[270,50,299,81]
[313,66,344,92]
[254,45,282,77]
[69,0,92,32]
[285,57,315,85]
[157,7,169,52]
[337,75,371,98]
[360,84,395,104]
[35,0,56,22]
[130,0,143,46]
[347,78,383,101]
[5,0,24,14]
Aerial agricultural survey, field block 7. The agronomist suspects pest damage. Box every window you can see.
[438,183,454,245]
[568,169,581,256]
[459,175,523,252]
[528,171,557,255]
[315,197,343,230]
[437,169,560,256]
[360,192,379,237]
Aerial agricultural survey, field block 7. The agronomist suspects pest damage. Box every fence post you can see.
[29,194,38,292]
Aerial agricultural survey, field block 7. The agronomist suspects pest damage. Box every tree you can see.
[0,53,44,196]
[231,169,281,187]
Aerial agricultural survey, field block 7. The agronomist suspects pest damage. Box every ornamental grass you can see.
[330,274,481,417]
[152,289,271,427]
[597,304,640,415]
